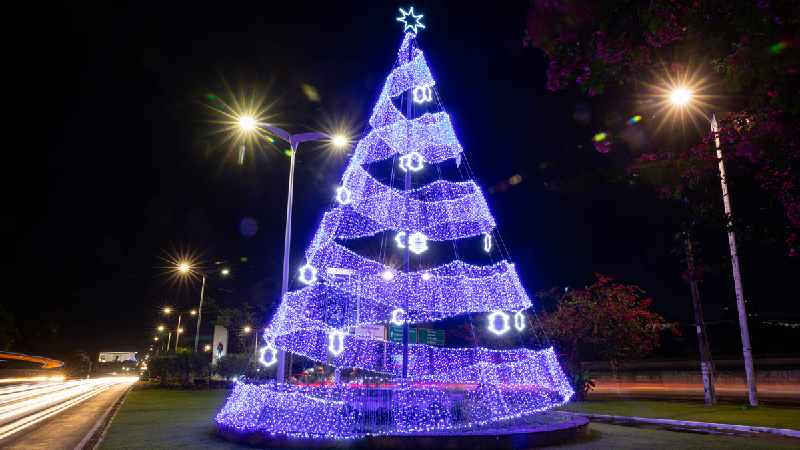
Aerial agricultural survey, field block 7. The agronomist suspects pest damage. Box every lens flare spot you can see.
[302,84,321,102]
[768,41,788,54]
[593,132,607,142]
[239,217,257,237]
[629,115,642,123]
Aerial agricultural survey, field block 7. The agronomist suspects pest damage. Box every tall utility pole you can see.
[673,90,760,406]
[685,237,716,406]
[711,115,758,406]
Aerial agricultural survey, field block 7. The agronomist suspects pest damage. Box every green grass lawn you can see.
[571,399,800,431]
[98,386,798,450]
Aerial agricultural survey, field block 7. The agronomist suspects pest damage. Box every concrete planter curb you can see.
[579,413,800,438]
[217,415,590,449]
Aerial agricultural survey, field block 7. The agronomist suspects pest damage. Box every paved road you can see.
[0,378,135,450]
[591,380,800,407]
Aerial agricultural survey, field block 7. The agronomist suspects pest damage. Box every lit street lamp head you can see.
[243,326,251,333]
[239,116,256,131]
[179,263,190,272]
[333,135,347,147]
[158,325,164,331]
[191,310,197,315]
[671,89,692,105]
[163,308,171,314]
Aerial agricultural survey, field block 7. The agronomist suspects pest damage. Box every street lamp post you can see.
[179,265,230,353]
[163,308,196,352]
[671,89,759,406]
[239,119,345,384]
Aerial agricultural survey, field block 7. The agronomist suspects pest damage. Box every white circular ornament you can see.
[329,330,346,356]
[336,186,352,204]
[298,264,317,284]
[514,310,526,332]
[399,152,424,171]
[413,85,433,103]
[259,344,278,366]
[487,311,510,335]
[390,308,406,326]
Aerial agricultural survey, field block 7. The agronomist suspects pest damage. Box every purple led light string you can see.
[216,30,575,439]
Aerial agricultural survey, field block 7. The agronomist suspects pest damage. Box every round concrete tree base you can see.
[217,414,589,449]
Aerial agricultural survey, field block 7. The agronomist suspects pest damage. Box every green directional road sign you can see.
[418,328,445,346]
[388,326,417,343]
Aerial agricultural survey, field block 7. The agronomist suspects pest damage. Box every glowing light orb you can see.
[336,186,352,204]
[179,263,189,272]
[239,116,256,131]
[259,344,278,366]
[298,264,318,284]
[390,308,406,325]
[333,136,347,147]
[399,152,424,171]
[382,269,394,281]
[421,272,432,281]
[487,311,510,335]
[396,7,425,33]
[671,89,692,105]
[514,310,526,332]
[328,330,346,356]
[413,85,432,103]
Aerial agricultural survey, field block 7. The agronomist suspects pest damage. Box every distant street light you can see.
[670,88,758,406]
[237,120,347,383]
[178,263,230,352]
[163,308,197,352]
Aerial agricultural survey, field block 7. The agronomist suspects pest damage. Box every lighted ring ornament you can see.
[484,232,492,252]
[336,186,352,204]
[514,310,526,332]
[413,85,432,103]
[259,344,278,366]
[298,263,317,284]
[390,308,406,326]
[395,231,429,254]
[328,330,346,356]
[399,151,424,171]
[488,310,511,335]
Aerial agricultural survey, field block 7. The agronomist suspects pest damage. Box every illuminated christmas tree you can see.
[217,9,574,438]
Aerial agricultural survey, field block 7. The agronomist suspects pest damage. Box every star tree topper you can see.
[397,7,425,33]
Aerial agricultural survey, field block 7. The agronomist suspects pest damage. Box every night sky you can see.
[8,0,798,357]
